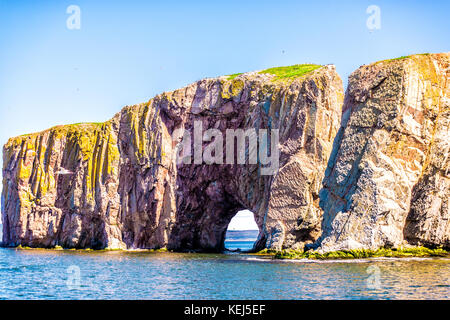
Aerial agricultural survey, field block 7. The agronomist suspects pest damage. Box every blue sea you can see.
[224,229,259,251]
[0,230,449,300]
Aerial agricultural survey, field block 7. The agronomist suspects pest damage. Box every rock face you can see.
[3,53,448,253]
[2,65,343,251]
[318,53,450,251]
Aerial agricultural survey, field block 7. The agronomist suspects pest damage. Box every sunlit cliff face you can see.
[2,53,448,253]
[2,65,343,252]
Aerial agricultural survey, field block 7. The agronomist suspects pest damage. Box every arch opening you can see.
[224,210,259,252]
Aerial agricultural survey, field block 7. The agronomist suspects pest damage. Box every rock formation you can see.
[3,53,449,253]
[2,64,343,251]
[318,53,450,251]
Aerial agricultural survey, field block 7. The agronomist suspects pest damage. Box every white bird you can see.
[56,167,74,175]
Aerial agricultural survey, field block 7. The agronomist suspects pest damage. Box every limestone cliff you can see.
[2,64,343,251]
[3,53,448,253]
[318,53,450,251]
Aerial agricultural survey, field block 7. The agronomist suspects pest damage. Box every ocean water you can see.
[224,230,259,251]
[1,245,449,300]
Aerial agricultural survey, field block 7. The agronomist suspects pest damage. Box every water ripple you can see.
[0,248,449,300]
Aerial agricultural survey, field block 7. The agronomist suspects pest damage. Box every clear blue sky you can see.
[0,0,449,227]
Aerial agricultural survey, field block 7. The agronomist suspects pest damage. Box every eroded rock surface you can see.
[2,65,343,251]
[318,53,450,251]
[4,53,447,253]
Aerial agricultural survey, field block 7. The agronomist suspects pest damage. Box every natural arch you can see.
[166,160,269,252]
[165,68,342,253]
[224,210,259,252]
[1,65,343,251]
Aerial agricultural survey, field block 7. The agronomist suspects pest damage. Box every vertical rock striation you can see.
[2,64,343,251]
[2,121,123,249]
[4,53,447,253]
[169,66,343,251]
[318,53,450,251]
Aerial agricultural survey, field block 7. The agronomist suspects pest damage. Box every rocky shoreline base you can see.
[4,244,449,261]
[257,247,450,260]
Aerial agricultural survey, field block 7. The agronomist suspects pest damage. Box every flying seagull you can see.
[56,167,74,175]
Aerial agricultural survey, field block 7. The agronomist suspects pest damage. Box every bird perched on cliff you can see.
[55,167,74,175]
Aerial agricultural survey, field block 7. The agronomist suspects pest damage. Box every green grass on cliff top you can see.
[17,122,104,137]
[227,73,243,80]
[376,53,430,64]
[259,64,322,80]
[226,64,322,81]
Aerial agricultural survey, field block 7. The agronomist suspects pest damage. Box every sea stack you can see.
[2,53,449,253]
[2,64,343,251]
[318,53,449,251]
